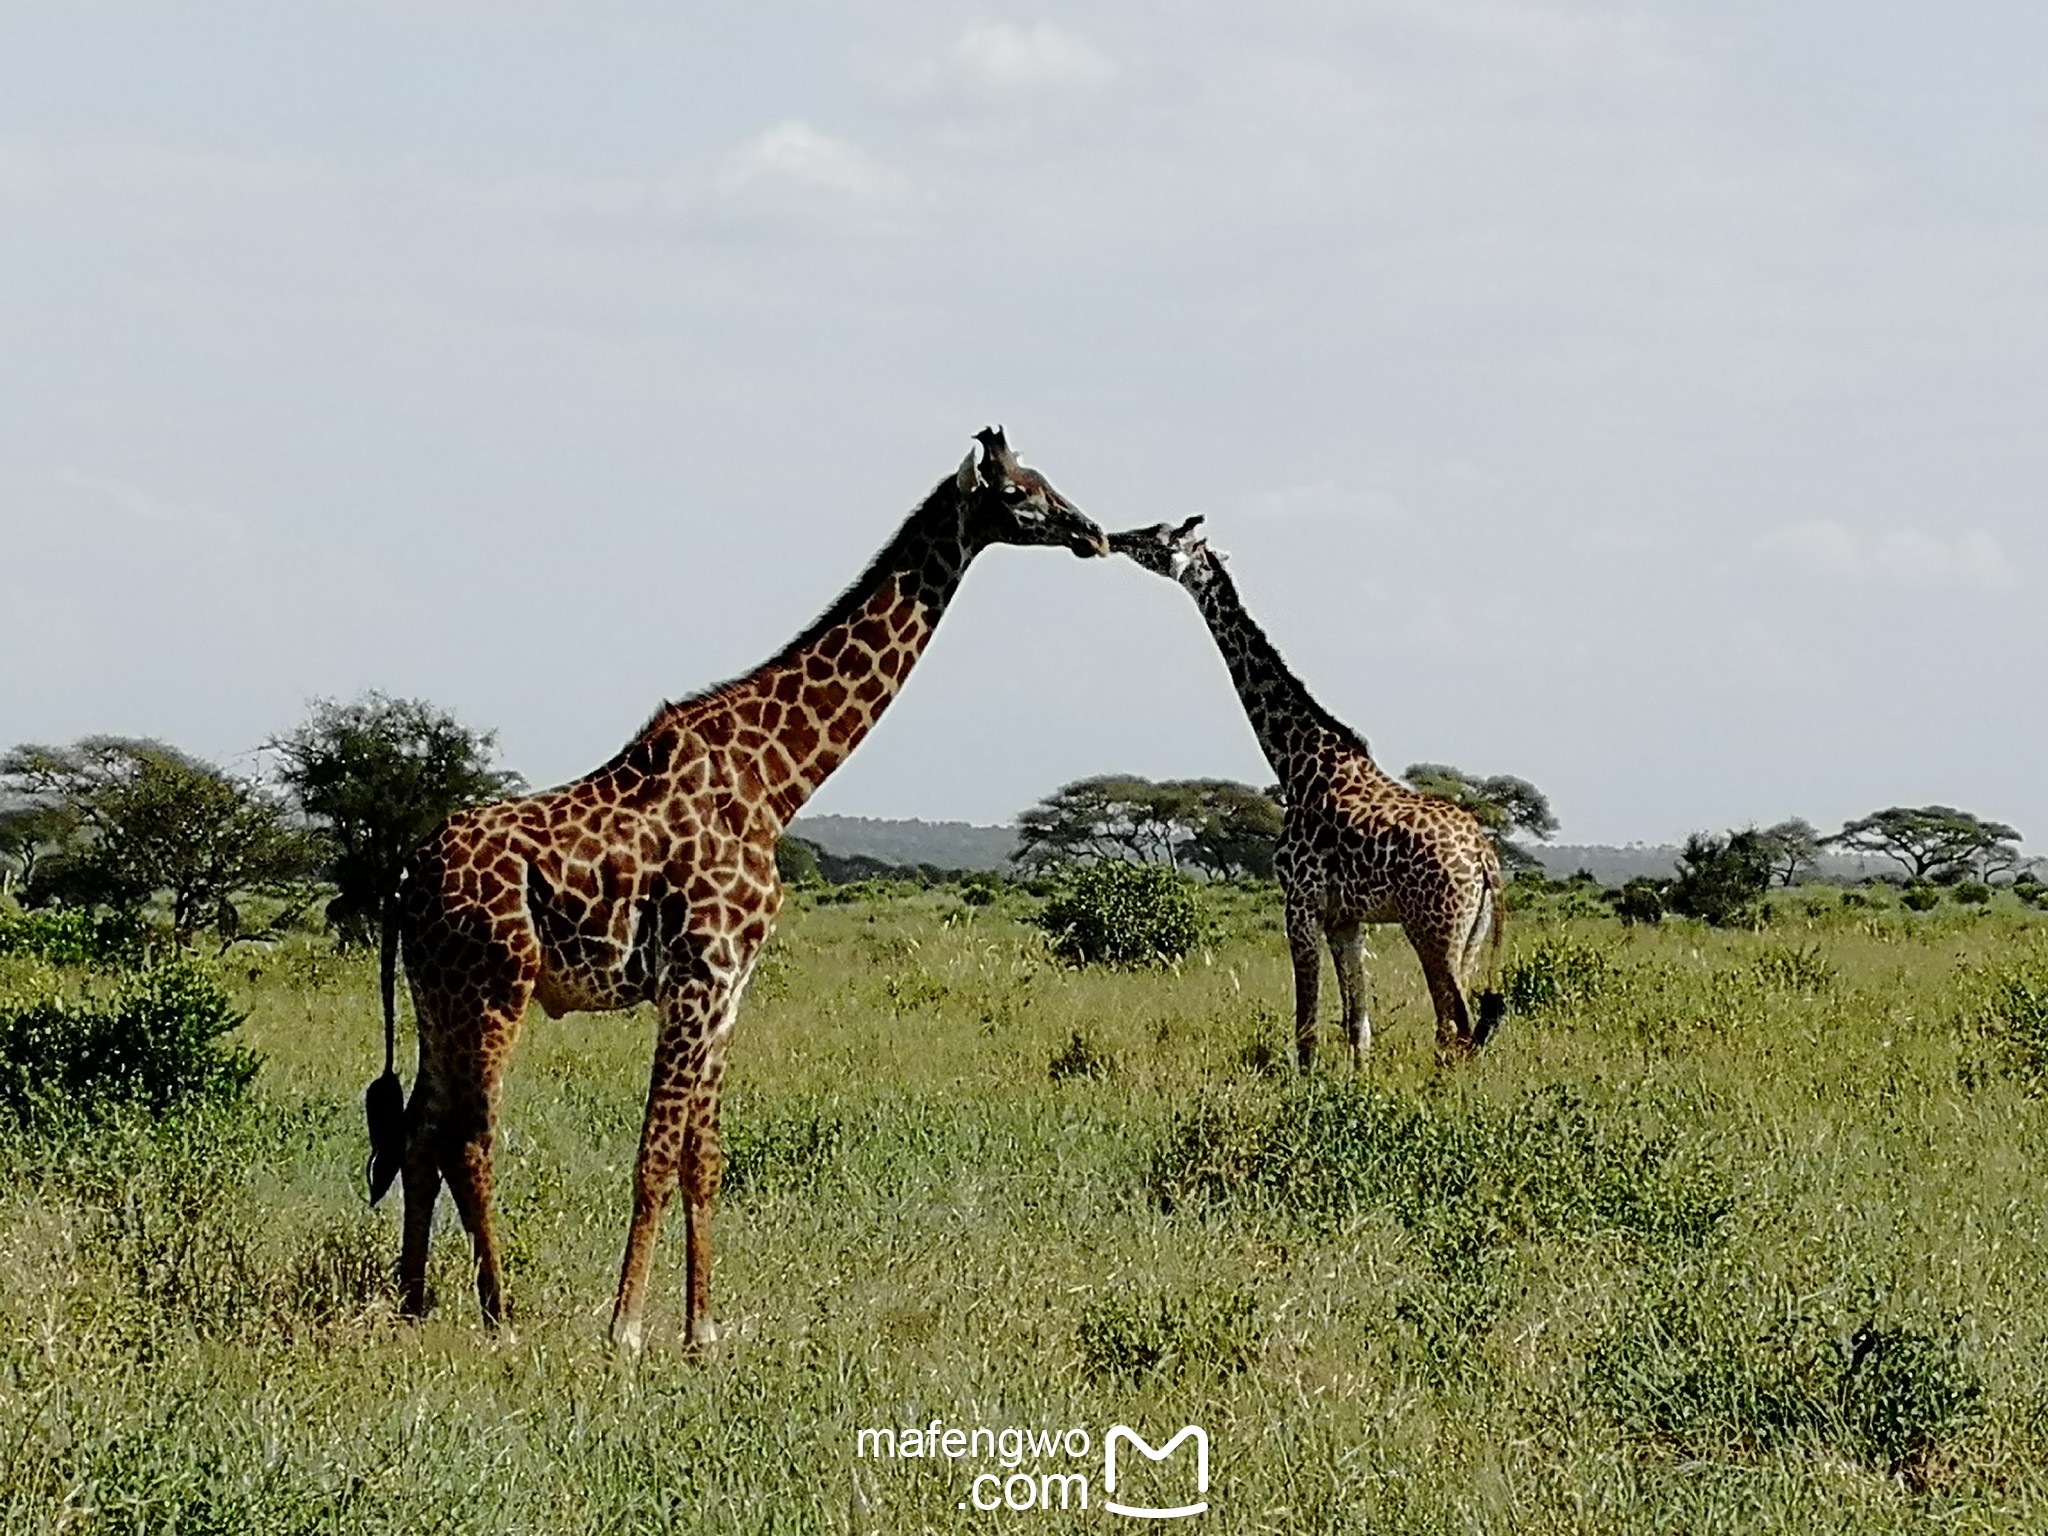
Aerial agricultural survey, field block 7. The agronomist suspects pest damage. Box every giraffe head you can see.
[1107,515,1216,587]
[955,426,1109,558]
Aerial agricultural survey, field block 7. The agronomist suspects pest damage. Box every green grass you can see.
[3,884,2047,1532]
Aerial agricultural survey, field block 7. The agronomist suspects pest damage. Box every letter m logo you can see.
[1103,1425,1208,1519]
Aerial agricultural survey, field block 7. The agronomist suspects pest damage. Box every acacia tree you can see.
[1013,775,1281,878]
[0,736,321,943]
[1755,818,1823,887]
[1829,806,2023,883]
[269,693,521,947]
[1014,776,1189,871]
[1175,778,1283,880]
[1403,762,1558,872]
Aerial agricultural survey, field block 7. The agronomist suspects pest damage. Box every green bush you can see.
[1668,830,1772,928]
[1150,1081,1728,1254]
[1609,878,1666,926]
[1952,881,1993,907]
[0,962,255,1127]
[1976,959,2048,1088]
[0,905,143,965]
[1035,861,1201,968]
[1901,884,1942,912]
[1077,1284,1262,1382]
[1591,1282,1983,1484]
[721,1102,845,1198]
[1753,943,1834,995]
[1503,935,1611,1017]
[1047,1029,1114,1082]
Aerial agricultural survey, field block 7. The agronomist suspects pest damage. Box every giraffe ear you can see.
[956,445,984,492]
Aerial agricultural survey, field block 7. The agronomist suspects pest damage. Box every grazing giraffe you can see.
[1108,516,1506,1067]
[366,428,1107,1352]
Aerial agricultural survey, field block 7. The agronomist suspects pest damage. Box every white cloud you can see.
[1758,520,2018,593]
[713,121,911,223]
[908,21,1117,101]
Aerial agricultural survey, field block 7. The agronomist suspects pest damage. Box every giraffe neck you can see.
[659,479,982,829]
[1185,552,1379,790]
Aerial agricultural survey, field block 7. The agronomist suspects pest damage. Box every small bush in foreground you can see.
[0,904,143,966]
[0,962,255,1127]
[1150,1081,1729,1253]
[1036,861,1201,968]
[1976,958,2048,1088]
[1592,1280,1985,1485]
[1078,1284,1262,1382]
[1047,1029,1114,1082]
[1503,935,1611,1017]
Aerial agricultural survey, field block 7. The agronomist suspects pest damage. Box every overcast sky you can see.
[3,3,2043,846]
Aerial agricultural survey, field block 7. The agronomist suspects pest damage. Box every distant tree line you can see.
[3,695,2036,947]
[0,694,518,950]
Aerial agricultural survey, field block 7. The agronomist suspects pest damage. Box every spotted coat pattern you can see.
[1110,519,1504,1067]
[388,430,1105,1350]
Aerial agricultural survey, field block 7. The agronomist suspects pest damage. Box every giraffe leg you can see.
[1417,938,1477,1064]
[397,1013,445,1319]
[397,1102,442,1318]
[1330,920,1372,1070]
[611,967,743,1356]
[1285,894,1324,1072]
[679,1053,730,1352]
[435,1007,525,1327]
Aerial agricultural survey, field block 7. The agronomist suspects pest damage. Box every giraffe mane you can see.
[617,477,957,751]
[1200,547,1378,764]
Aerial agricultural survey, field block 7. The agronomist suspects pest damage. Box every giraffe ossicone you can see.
[371,428,1105,1348]
[1107,516,1507,1067]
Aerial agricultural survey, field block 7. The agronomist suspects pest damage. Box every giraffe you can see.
[365,428,1108,1352]
[1107,516,1506,1068]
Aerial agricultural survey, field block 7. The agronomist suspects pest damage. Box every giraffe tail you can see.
[365,892,407,1205]
[1473,862,1508,1048]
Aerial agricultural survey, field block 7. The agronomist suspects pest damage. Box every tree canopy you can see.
[269,693,521,946]
[0,736,321,943]
[1829,805,2022,884]
[1403,762,1558,872]
[1755,818,1823,888]
[1014,775,1281,879]
[1667,828,1773,928]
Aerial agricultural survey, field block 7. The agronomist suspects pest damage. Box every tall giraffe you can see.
[367,428,1107,1352]
[1108,516,1505,1067]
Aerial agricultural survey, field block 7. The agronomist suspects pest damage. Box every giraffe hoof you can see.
[687,1317,720,1353]
[610,1316,646,1358]
[1474,990,1507,1047]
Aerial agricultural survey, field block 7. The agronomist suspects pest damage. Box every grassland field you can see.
[3,879,2048,1534]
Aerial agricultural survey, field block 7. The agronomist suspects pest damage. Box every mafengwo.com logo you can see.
[853,1420,1210,1517]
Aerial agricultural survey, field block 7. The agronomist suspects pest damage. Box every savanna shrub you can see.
[956,871,1005,907]
[1753,943,1835,995]
[1078,1285,1262,1382]
[1036,861,1201,968]
[1901,884,1942,912]
[1976,959,2048,1087]
[1150,1080,1728,1255]
[721,1102,845,1198]
[0,961,255,1127]
[1951,881,1993,907]
[0,905,143,966]
[1610,878,1666,926]
[1503,935,1611,1017]
[1048,1029,1114,1082]
[1592,1282,1983,1482]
